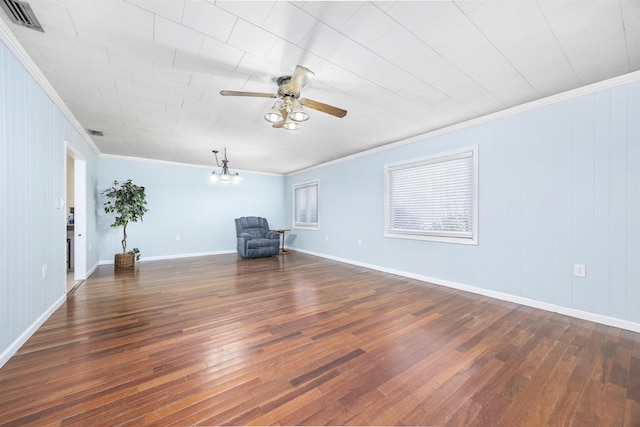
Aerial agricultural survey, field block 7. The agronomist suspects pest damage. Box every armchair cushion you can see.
[235,216,281,258]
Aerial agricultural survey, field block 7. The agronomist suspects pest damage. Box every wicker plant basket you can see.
[114,253,135,269]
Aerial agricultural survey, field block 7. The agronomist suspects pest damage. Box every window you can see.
[293,180,319,229]
[385,146,478,244]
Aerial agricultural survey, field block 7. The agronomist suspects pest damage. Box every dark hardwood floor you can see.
[0,252,639,426]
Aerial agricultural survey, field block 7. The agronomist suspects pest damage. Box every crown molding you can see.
[0,18,101,156]
[288,70,640,176]
[100,153,283,177]
[3,15,638,175]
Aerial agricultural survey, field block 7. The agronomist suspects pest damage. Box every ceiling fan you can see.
[219,65,347,131]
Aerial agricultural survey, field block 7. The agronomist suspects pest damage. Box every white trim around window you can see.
[293,180,319,230]
[385,146,478,245]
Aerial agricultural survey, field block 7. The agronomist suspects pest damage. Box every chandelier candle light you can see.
[209,148,241,184]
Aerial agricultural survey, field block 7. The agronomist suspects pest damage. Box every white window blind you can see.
[293,180,319,228]
[385,147,477,244]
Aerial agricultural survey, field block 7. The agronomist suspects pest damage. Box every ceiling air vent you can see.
[1,0,43,32]
[87,129,104,137]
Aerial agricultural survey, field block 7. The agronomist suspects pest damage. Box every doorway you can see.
[66,145,87,293]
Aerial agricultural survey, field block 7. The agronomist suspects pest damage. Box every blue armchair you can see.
[235,216,281,258]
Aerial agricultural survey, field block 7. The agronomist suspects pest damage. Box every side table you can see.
[271,229,291,254]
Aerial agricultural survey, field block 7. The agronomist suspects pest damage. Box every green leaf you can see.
[102,179,149,254]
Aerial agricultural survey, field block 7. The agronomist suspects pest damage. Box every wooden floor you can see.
[1,253,639,426]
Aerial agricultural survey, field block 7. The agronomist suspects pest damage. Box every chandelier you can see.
[209,148,241,184]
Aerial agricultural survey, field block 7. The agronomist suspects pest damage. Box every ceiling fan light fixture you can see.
[264,102,283,123]
[289,101,309,122]
[283,117,301,131]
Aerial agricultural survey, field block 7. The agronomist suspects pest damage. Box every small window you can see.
[385,146,478,244]
[293,180,319,229]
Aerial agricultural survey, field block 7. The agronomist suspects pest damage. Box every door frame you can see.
[66,143,87,282]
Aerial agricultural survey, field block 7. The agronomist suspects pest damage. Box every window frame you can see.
[384,146,478,245]
[292,180,319,230]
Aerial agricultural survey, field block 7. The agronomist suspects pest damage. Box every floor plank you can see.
[0,253,639,426]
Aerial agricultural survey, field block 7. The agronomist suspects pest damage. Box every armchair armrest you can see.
[266,231,281,240]
[238,232,253,240]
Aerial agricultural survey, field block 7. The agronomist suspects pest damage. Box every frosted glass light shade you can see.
[264,105,283,123]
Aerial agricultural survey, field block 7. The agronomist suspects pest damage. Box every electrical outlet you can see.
[573,264,586,278]
[357,239,362,246]
[176,234,181,241]
[325,235,329,242]
[42,264,47,279]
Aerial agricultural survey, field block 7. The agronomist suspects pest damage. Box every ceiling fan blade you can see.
[219,90,277,98]
[287,65,314,95]
[273,108,288,128]
[299,98,347,118]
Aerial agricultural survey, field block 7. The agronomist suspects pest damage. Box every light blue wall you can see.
[286,80,640,325]
[0,40,99,360]
[98,157,286,261]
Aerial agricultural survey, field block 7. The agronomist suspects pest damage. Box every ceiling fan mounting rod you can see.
[277,76,300,99]
[276,76,290,86]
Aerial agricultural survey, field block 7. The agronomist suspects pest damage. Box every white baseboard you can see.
[291,247,640,334]
[6,247,634,371]
[87,262,98,276]
[0,294,66,369]
[98,250,236,265]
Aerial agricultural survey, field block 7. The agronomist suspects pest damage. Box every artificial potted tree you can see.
[102,179,149,269]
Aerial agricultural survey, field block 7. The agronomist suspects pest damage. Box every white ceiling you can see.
[2,1,639,174]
